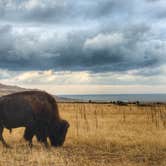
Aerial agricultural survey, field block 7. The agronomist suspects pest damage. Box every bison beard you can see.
[0,91,69,148]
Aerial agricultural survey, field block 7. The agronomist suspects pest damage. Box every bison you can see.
[0,90,69,148]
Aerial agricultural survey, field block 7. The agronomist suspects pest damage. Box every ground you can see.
[0,102,166,166]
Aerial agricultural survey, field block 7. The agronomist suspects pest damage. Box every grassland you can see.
[1,102,166,166]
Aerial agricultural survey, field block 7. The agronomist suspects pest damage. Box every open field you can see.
[1,103,166,166]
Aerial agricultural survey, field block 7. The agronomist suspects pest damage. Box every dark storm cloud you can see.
[143,0,166,20]
[0,0,165,75]
[146,0,159,2]
[0,0,132,23]
[0,23,165,74]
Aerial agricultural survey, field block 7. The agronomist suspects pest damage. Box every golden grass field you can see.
[1,102,166,166]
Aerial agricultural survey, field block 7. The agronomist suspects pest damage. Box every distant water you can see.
[59,94,166,102]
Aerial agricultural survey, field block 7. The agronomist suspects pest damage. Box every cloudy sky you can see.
[0,0,166,94]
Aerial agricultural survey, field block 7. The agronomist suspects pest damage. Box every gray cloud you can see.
[0,0,165,77]
[0,0,133,24]
[0,22,165,74]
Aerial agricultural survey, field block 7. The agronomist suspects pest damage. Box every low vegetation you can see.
[1,102,166,166]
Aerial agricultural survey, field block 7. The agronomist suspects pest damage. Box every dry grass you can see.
[1,103,166,166]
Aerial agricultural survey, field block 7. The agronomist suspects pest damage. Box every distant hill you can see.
[0,83,29,96]
[0,83,70,102]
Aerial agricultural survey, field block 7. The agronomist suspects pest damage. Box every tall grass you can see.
[0,103,166,166]
[59,103,166,166]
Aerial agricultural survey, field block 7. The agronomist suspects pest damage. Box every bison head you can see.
[49,119,69,147]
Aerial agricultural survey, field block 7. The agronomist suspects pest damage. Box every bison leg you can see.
[36,127,49,148]
[0,126,11,148]
[24,127,35,148]
[42,135,49,148]
[38,136,49,148]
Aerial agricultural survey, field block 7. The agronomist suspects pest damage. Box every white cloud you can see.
[0,70,91,85]
[0,69,12,79]
[1,68,166,94]
[24,0,41,9]
[1,0,65,10]
[84,33,124,50]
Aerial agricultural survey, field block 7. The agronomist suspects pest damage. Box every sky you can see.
[0,0,166,94]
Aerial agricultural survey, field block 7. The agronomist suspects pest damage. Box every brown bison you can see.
[0,90,69,148]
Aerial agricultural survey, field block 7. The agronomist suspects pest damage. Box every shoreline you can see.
[57,100,166,105]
